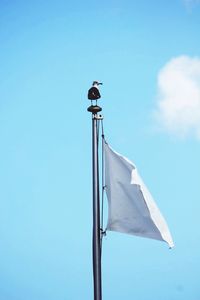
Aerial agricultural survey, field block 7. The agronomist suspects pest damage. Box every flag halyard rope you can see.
[100,119,106,254]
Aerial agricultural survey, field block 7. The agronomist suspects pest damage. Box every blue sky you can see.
[0,0,200,299]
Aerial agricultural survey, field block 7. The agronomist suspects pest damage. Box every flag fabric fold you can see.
[104,141,174,248]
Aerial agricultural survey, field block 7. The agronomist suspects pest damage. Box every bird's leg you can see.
[91,100,93,106]
[95,100,97,106]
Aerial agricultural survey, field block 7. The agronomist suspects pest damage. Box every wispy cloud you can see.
[183,0,200,11]
[154,56,200,139]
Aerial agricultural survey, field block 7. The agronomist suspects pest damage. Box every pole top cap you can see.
[87,105,102,114]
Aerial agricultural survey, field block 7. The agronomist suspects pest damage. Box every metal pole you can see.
[92,113,102,300]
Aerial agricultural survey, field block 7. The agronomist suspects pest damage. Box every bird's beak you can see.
[98,83,103,85]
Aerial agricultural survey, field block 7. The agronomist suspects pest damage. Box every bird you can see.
[88,81,103,106]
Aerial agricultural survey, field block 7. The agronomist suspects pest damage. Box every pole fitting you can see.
[94,114,103,120]
[87,105,102,114]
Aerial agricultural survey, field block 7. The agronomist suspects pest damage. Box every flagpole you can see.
[88,104,102,300]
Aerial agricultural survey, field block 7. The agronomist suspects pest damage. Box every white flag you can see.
[104,141,174,248]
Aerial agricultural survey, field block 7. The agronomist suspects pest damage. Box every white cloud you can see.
[154,55,200,139]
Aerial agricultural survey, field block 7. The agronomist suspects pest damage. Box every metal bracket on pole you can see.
[94,114,103,120]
